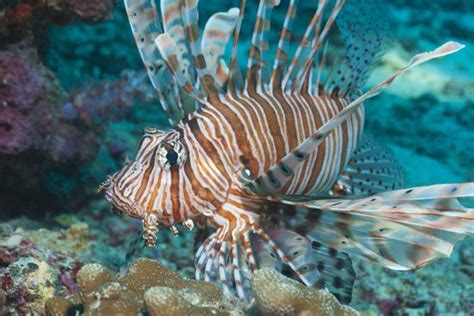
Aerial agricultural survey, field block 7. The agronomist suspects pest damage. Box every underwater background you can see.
[0,0,472,314]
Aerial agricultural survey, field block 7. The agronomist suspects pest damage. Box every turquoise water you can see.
[0,0,472,314]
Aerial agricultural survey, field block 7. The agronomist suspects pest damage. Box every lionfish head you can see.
[98,127,188,245]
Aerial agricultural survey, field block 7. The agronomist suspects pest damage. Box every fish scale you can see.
[98,0,474,303]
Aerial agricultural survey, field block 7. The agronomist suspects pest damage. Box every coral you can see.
[45,0,115,23]
[251,268,358,316]
[6,257,56,313]
[0,222,93,314]
[46,258,243,316]
[0,44,65,156]
[64,70,157,128]
[55,259,363,316]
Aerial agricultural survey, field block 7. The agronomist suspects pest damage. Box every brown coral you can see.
[251,268,359,316]
[46,259,358,316]
[46,258,242,316]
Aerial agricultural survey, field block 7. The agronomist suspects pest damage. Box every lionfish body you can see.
[101,0,474,302]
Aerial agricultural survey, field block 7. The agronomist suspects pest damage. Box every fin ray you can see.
[266,183,473,270]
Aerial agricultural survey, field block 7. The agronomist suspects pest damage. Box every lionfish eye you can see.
[157,140,186,169]
[166,149,179,165]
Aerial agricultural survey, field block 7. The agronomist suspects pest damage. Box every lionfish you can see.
[99,0,474,303]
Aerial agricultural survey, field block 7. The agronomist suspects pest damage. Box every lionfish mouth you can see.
[96,175,146,219]
[97,176,113,193]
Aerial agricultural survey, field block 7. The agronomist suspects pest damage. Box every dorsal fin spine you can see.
[282,0,328,91]
[295,0,346,93]
[270,0,299,93]
[228,0,247,95]
[181,0,220,103]
[245,0,278,92]
[155,34,205,104]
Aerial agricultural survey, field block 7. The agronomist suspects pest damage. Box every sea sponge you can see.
[251,268,358,316]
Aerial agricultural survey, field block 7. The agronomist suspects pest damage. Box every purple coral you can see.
[0,46,58,155]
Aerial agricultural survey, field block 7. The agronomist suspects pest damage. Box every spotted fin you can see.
[331,137,405,196]
[160,0,196,86]
[126,0,239,123]
[324,0,389,97]
[241,41,464,195]
[124,0,182,124]
[155,33,204,103]
[265,183,473,271]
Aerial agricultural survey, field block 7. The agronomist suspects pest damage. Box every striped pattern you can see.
[103,0,473,302]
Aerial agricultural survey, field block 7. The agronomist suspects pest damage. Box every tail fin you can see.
[265,183,473,270]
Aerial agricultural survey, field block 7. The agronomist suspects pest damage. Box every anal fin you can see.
[256,227,356,304]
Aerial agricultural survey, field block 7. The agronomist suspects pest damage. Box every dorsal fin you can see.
[160,0,196,86]
[327,0,390,97]
[292,0,345,93]
[202,8,240,89]
[124,0,184,125]
[228,0,247,95]
[270,0,298,92]
[241,42,464,195]
[181,0,220,103]
[155,33,205,103]
[245,0,279,92]
[125,0,245,123]
[282,0,329,92]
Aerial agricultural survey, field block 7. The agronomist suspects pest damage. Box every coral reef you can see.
[0,222,89,314]
[0,206,198,315]
[45,259,358,316]
[45,258,243,316]
[0,42,95,160]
